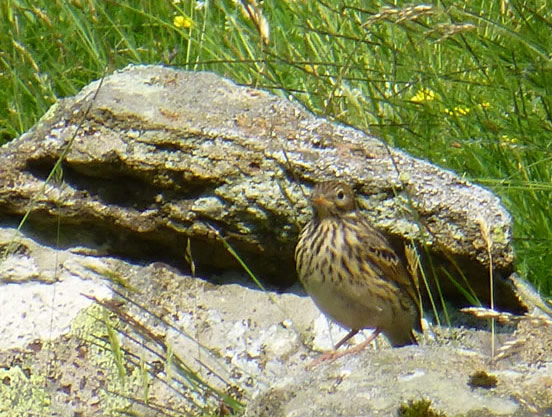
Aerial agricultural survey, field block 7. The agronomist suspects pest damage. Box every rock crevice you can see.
[0,65,521,309]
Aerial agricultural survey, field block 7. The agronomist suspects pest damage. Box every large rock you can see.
[0,65,523,311]
[0,225,550,416]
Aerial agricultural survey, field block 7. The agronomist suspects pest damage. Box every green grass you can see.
[1,0,551,299]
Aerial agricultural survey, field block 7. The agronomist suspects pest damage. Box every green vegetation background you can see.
[1,0,551,296]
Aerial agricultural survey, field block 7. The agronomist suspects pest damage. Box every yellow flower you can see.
[410,88,436,103]
[444,106,470,116]
[304,64,319,75]
[173,15,193,29]
[500,135,518,143]
[454,106,470,115]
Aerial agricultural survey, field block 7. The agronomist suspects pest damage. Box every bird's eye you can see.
[336,190,345,200]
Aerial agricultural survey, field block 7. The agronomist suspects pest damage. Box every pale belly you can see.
[302,272,392,331]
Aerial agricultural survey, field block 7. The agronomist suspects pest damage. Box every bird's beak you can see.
[311,195,331,208]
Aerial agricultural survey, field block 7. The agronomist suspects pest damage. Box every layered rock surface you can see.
[0,65,525,310]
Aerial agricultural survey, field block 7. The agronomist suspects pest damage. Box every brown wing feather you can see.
[352,216,422,329]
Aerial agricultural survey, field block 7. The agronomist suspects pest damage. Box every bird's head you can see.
[310,181,357,220]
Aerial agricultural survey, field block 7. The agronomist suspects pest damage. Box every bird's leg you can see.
[334,329,359,350]
[335,328,381,356]
[307,329,381,369]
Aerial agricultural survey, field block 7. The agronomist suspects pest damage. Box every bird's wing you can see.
[353,217,422,319]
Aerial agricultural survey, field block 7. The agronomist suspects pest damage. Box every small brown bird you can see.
[295,181,421,357]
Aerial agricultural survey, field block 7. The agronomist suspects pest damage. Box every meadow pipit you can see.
[295,181,422,360]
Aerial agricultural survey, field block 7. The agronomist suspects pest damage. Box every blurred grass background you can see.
[1,0,551,299]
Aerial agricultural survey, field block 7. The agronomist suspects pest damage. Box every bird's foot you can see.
[306,350,343,370]
[306,330,380,369]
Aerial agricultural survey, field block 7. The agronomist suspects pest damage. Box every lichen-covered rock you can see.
[0,225,549,417]
[0,65,522,310]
